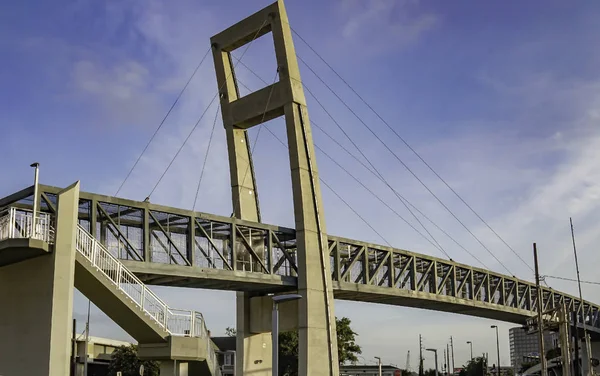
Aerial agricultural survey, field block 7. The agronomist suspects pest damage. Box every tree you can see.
[225,327,236,337]
[519,361,538,374]
[230,316,362,376]
[107,345,159,376]
[424,369,437,376]
[336,317,362,364]
[461,356,486,376]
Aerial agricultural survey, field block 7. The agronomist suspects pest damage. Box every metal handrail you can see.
[76,225,222,374]
[0,208,221,374]
[75,225,205,336]
[0,207,54,244]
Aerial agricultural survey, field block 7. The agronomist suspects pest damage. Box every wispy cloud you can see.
[333,0,439,57]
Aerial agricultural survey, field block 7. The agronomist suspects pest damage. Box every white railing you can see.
[75,225,222,374]
[0,207,55,244]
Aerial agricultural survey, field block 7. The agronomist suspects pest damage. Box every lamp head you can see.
[30,162,39,168]
[272,293,302,303]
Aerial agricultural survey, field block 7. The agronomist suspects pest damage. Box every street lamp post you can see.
[491,326,500,376]
[30,162,40,237]
[272,294,302,376]
[374,356,382,376]
[466,341,473,361]
[426,349,439,376]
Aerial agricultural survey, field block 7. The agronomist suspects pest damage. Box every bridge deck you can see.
[2,184,599,334]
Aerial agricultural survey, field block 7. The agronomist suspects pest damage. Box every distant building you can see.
[212,336,236,376]
[210,336,403,376]
[339,364,402,376]
[509,327,557,374]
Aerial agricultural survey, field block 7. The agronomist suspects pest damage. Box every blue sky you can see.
[2,0,600,370]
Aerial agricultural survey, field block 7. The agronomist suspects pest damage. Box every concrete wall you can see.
[0,182,80,376]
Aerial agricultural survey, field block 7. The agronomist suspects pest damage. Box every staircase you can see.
[75,224,221,374]
[0,207,221,375]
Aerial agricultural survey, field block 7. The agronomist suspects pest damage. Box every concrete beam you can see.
[138,336,208,361]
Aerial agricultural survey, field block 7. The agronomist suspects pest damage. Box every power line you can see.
[192,104,220,211]
[145,18,269,200]
[293,57,513,276]
[289,26,530,274]
[115,46,212,196]
[543,275,600,286]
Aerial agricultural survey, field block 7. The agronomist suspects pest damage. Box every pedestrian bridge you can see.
[2,184,599,336]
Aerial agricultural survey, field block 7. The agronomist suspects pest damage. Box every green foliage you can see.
[424,368,437,376]
[225,327,237,337]
[107,345,159,376]
[546,347,561,360]
[519,361,538,373]
[336,317,362,364]
[276,316,363,376]
[462,356,486,376]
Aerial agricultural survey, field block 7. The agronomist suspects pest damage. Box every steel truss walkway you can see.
[2,184,599,337]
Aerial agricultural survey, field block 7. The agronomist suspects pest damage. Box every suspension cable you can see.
[293,60,514,276]
[192,105,220,211]
[262,125,391,246]
[288,26,530,274]
[233,78,450,257]
[231,69,279,219]
[300,80,450,258]
[233,68,486,266]
[311,120,488,268]
[115,46,212,196]
[145,19,269,200]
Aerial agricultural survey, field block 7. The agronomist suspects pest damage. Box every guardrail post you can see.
[164,306,168,329]
[9,208,15,238]
[116,263,122,289]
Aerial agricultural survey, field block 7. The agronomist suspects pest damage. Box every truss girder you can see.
[4,184,600,332]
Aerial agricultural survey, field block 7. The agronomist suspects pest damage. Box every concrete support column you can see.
[236,292,272,376]
[581,339,600,376]
[0,182,80,376]
[160,360,180,376]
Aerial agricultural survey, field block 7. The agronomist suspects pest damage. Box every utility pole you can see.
[558,303,571,376]
[420,335,424,376]
[450,337,455,375]
[84,300,91,376]
[573,309,581,376]
[570,218,593,376]
[533,243,548,376]
[71,318,76,376]
[444,348,447,375]
[446,343,450,375]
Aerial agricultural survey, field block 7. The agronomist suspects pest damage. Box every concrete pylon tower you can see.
[210,1,339,375]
